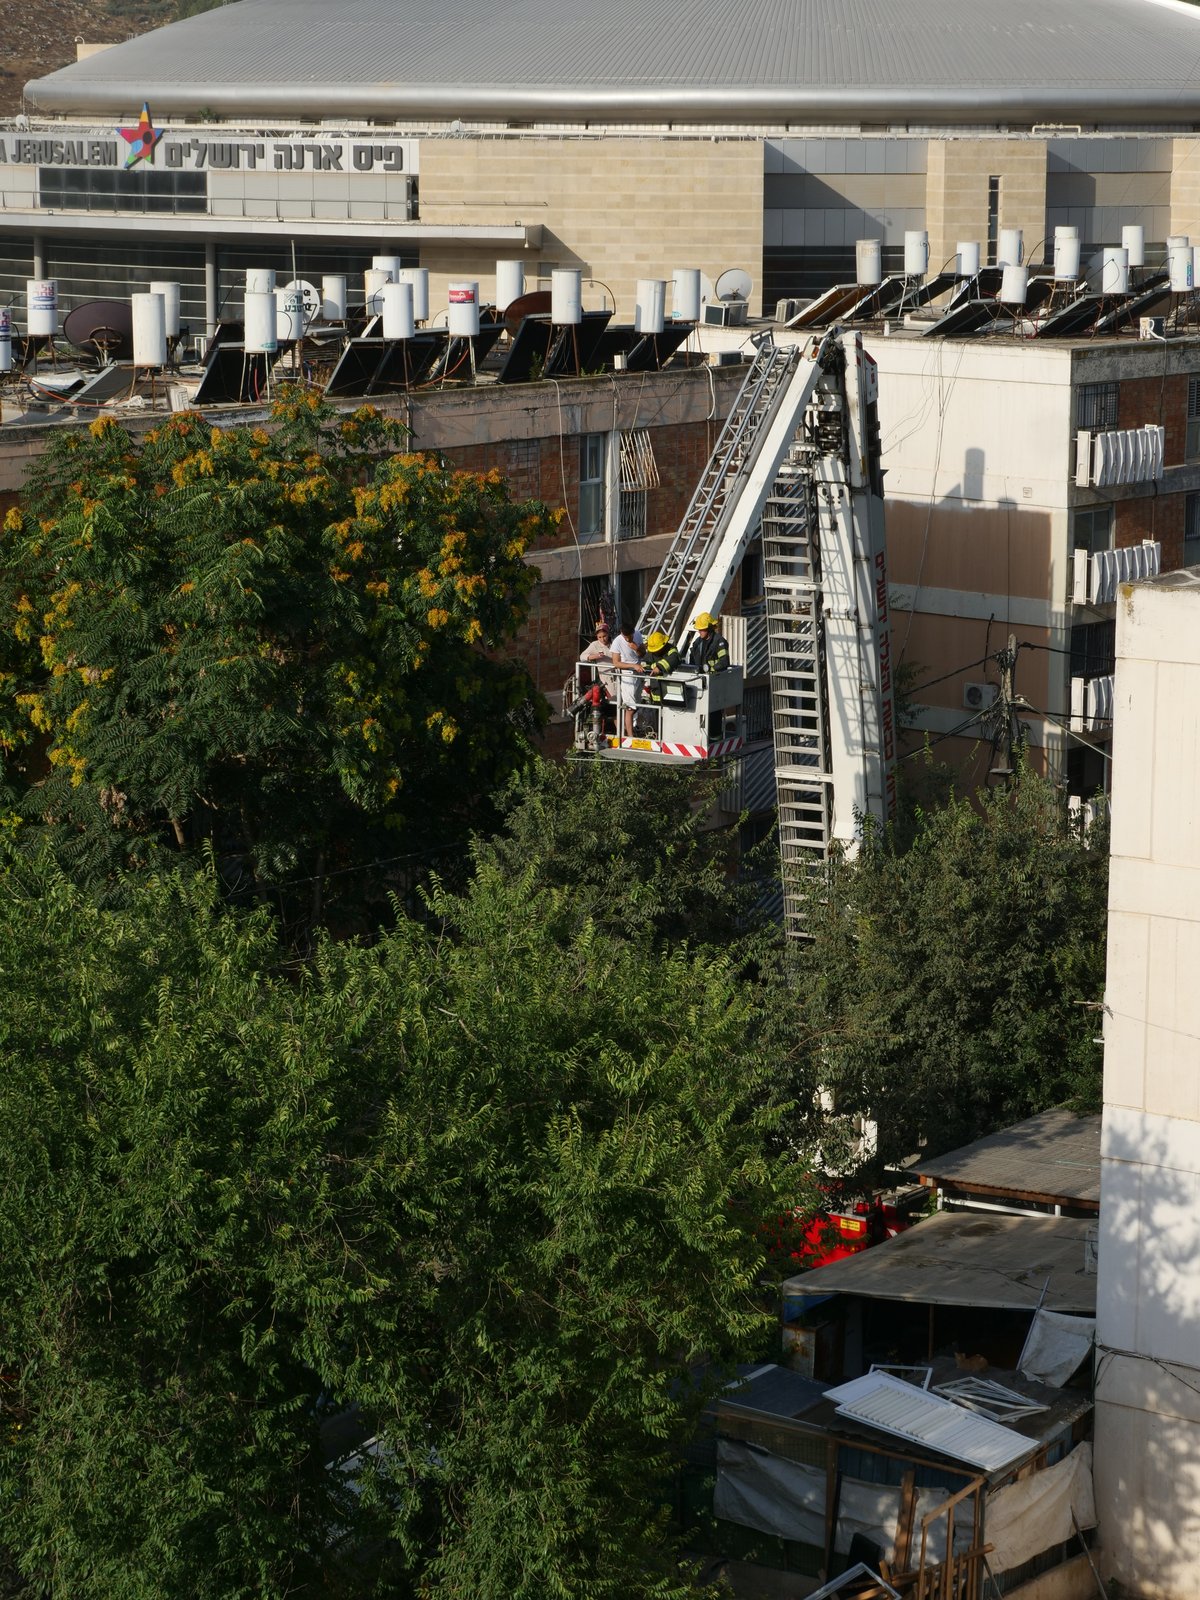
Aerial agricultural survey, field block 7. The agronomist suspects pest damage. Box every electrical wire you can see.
[1022,706,1114,762]
[905,654,996,700]
[899,707,990,760]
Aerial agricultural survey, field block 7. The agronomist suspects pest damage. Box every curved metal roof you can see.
[24,0,1200,126]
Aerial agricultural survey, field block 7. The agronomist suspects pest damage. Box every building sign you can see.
[0,125,418,175]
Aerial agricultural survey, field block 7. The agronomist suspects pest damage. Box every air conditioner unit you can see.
[703,300,748,327]
[963,682,999,711]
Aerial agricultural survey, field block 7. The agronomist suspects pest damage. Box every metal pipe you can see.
[204,240,218,337]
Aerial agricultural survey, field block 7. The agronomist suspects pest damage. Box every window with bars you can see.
[1076,382,1119,432]
[1070,619,1116,680]
[39,167,207,215]
[1072,504,1114,556]
[616,428,657,540]
[617,490,647,541]
[1187,378,1200,461]
[986,177,1000,265]
[1186,492,1200,566]
[578,433,606,543]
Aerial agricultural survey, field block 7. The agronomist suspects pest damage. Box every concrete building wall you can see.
[924,138,1048,273]
[1095,568,1200,1598]
[418,136,763,325]
[868,338,1073,766]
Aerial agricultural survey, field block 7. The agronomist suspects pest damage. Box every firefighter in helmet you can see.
[641,630,681,704]
[689,612,730,674]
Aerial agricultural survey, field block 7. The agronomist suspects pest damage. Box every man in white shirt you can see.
[610,623,645,736]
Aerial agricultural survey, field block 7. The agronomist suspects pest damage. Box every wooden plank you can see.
[894,1469,917,1572]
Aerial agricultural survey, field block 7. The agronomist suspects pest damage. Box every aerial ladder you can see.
[569,328,897,933]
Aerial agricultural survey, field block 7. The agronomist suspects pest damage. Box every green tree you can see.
[476,756,766,949]
[791,768,1109,1168]
[0,856,794,1599]
[0,396,554,935]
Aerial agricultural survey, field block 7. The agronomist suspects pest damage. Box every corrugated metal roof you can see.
[829,1371,1032,1471]
[911,1108,1101,1209]
[782,1211,1097,1315]
[23,0,1200,125]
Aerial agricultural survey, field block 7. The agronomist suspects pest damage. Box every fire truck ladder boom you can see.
[637,331,832,647]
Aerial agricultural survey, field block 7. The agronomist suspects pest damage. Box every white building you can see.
[1095,566,1200,1597]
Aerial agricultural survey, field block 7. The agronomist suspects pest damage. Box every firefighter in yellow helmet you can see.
[689,612,730,675]
[641,629,681,704]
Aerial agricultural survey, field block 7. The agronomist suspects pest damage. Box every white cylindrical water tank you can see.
[397,267,429,323]
[1192,246,1200,292]
[640,278,668,331]
[999,263,1028,305]
[855,238,883,287]
[903,230,929,277]
[1168,237,1194,291]
[321,274,348,320]
[1053,227,1081,282]
[150,280,181,338]
[495,259,524,311]
[447,281,480,337]
[244,291,278,354]
[1100,246,1130,296]
[381,280,415,341]
[551,267,582,325]
[363,268,390,315]
[246,267,276,296]
[371,255,402,281]
[276,284,307,341]
[1122,224,1145,269]
[671,267,702,322]
[0,307,11,373]
[998,227,1024,267]
[955,241,981,278]
[132,292,167,367]
[635,278,666,334]
[26,279,57,338]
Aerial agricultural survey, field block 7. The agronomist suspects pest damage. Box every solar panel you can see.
[786,283,863,329]
[621,322,691,372]
[366,331,446,393]
[946,267,1003,311]
[1034,294,1103,339]
[544,309,613,376]
[323,337,386,398]
[427,322,505,384]
[193,343,280,404]
[919,299,1002,338]
[1092,273,1172,335]
[497,316,553,383]
[904,271,960,309]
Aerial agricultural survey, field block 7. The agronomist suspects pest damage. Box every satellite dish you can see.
[502,288,552,336]
[282,278,320,324]
[716,267,754,304]
[63,299,134,361]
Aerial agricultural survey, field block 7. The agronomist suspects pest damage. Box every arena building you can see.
[8,0,1200,335]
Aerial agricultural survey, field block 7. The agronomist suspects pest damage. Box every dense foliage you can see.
[0,858,795,1599]
[791,768,1109,1167]
[0,396,553,936]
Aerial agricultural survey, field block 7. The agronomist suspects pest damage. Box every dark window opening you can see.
[39,167,207,215]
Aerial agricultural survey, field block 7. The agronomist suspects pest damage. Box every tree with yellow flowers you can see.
[0,393,555,936]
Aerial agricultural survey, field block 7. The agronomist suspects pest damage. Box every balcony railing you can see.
[1072,540,1160,606]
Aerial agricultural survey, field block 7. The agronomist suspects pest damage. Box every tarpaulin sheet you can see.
[713,1440,957,1561]
[1019,1309,1095,1387]
[985,1443,1095,1574]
